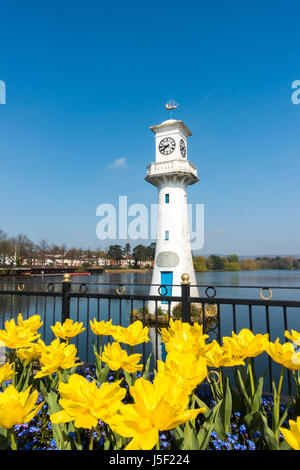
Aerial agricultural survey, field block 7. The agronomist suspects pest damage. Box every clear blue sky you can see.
[0,0,299,256]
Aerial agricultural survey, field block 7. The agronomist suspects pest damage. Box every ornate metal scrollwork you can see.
[47,283,54,293]
[207,369,220,385]
[116,285,125,295]
[204,316,218,332]
[79,283,88,294]
[158,285,168,296]
[260,287,272,300]
[205,286,216,298]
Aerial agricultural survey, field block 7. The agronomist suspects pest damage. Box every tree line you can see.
[1,228,298,271]
[193,254,300,271]
[0,229,156,267]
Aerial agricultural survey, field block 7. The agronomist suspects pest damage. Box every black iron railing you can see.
[0,273,299,394]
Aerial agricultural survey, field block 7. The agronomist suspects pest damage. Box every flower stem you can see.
[219,367,224,397]
[12,362,16,388]
[247,358,255,397]
[275,365,285,440]
[99,337,103,368]
[9,428,17,450]
[89,428,94,450]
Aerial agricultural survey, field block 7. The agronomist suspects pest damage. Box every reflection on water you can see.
[0,270,300,393]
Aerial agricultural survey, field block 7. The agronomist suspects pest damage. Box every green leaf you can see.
[279,439,292,450]
[143,353,152,380]
[123,370,133,387]
[98,363,110,384]
[181,421,199,450]
[93,344,102,380]
[278,397,293,429]
[243,410,263,436]
[252,373,265,413]
[214,377,232,438]
[196,400,223,449]
[197,420,215,450]
[15,361,33,392]
[223,378,232,434]
[260,413,280,450]
[235,368,252,413]
[172,425,184,449]
[193,395,212,420]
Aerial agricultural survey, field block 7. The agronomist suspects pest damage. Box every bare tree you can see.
[0,239,14,265]
[11,234,33,265]
[37,240,51,265]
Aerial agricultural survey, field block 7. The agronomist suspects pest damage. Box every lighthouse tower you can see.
[145,115,199,314]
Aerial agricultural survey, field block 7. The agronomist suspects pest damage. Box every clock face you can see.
[158,137,176,155]
[180,139,186,158]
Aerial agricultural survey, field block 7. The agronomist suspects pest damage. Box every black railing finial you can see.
[181,273,191,323]
[61,273,71,323]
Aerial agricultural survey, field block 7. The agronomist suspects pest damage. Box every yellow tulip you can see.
[97,342,143,373]
[266,338,300,370]
[16,339,46,365]
[0,385,44,429]
[280,416,300,450]
[0,318,40,349]
[17,313,43,332]
[50,373,126,429]
[204,340,245,368]
[51,318,85,341]
[159,319,209,360]
[156,351,207,393]
[160,318,207,344]
[34,338,81,378]
[222,329,269,359]
[90,318,116,336]
[112,321,150,347]
[285,330,300,346]
[0,362,16,384]
[107,375,206,450]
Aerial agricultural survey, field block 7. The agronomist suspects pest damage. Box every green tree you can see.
[227,254,239,263]
[206,255,225,270]
[132,244,148,267]
[123,243,131,259]
[193,255,207,271]
[293,259,300,270]
[224,261,240,271]
[240,258,258,271]
[107,245,123,267]
[146,242,156,260]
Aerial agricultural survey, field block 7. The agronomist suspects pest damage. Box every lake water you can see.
[1,269,300,394]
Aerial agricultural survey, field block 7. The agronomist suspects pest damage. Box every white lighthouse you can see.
[145,112,199,314]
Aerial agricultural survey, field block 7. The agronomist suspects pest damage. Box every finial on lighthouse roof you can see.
[165,99,179,119]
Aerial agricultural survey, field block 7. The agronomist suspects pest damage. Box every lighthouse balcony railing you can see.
[146,160,198,178]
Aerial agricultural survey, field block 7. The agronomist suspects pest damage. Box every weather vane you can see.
[165,100,179,119]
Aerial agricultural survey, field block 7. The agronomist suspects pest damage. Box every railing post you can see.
[61,273,71,323]
[181,273,191,323]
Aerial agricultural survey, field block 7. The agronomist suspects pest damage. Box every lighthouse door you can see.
[160,271,173,304]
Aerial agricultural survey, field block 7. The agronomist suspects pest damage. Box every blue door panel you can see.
[160,271,173,304]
